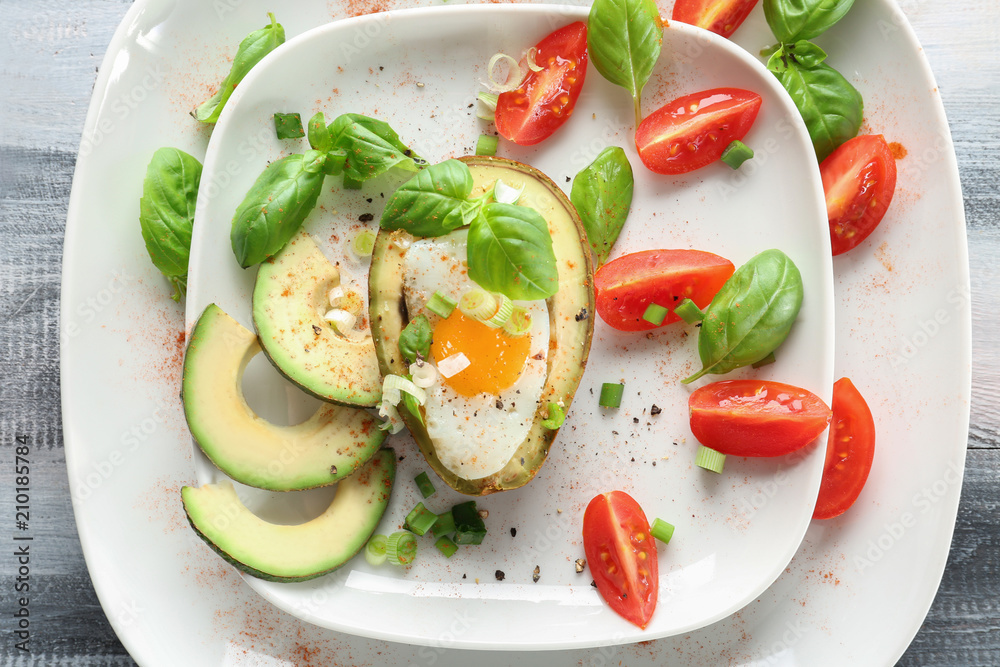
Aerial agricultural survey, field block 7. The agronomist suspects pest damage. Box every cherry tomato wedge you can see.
[495,22,589,146]
[672,0,761,39]
[813,378,876,519]
[594,249,735,331]
[635,88,762,175]
[583,491,658,629]
[820,134,898,255]
[689,380,832,457]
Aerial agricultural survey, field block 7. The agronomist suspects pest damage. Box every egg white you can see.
[401,230,549,480]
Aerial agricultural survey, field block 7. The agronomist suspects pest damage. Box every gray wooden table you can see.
[1,0,997,664]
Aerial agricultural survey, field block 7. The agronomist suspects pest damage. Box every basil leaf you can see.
[328,113,422,182]
[191,13,285,124]
[786,40,828,68]
[588,0,663,124]
[138,147,202,301]
[683,249,803,384]
[467,203,558,301]
[399,315,432,363]
[771,58,863,161]
[380,159,475,237]
[308,112,331,152]
[763,0,856,43]
[570,146,634,267]
[230,150,327,268]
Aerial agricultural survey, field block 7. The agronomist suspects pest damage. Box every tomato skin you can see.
[689,380,832,457]
[495,22,589,146]
[813,378,876,519]
[635,88,762,175]
[821,134,898,255]
[672,0,761,39]
[594,249,735,331]
[583,491,659,629]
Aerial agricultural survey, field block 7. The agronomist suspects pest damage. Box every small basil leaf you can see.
[763,0,856,43]
[683,249,803,384]
[399,315,432,363]
[138,147,203,301]
[192,13,285,124]
[787,40,828,68]
[774,59,863,160]
[570,146,634,267]
[402,385,425,426]
[380,159,474,237]
[323,149,347,176]
[467,203,558,301]
[588,0,663,124]
[329,113,422,181]
[307,112,331,152]
[230,150,327,268]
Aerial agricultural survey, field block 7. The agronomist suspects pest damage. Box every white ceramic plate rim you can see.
[58,0,970,663]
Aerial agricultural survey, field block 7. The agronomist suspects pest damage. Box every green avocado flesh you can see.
[253,232,381,408]
[368,156,595,496]
[182,303,386,491]
[182,448,395,582]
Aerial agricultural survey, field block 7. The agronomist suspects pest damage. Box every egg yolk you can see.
[431,311,531,397]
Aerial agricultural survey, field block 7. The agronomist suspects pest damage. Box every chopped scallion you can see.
[483,293,513,328]
[674,298,705,325]
[502,306,532,337]
[721,140,754,169]
[642,302,668,326]
[351,229,376,257]
[365,534,388,566]
[477,92,499,111]
[414,471,436,498]
[599,383,624,408]
[476,134,499,156]
[459,288,498,321]
[541,402,565,430]
[435,535,459,558]
[695,445,726,474]
[452,501,487,545]
[343,175,363,190]
[273,112,304,139]
[431,510,456,538]
[651,519,675,545]
[404,502,438,536]
[427,291,457,318]
[385,530,418,566]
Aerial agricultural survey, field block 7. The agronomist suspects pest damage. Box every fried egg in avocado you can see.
[369,156,594,496]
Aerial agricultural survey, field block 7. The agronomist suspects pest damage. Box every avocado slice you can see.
[181,448,395,582]
[182,303,386,491]
[253,233,381,408]
[369,156,595,495]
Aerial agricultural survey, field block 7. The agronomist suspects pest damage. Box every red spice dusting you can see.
[888,141,908,160]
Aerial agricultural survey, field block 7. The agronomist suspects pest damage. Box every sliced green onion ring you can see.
[382,374,426,407]
[485,52,524,93]
[435,535,459,558]
[404,502,439,536]
[483,293,513,328]
[351,229,376,257]
[365,534,388,566]
[642,302,668,326]
[525,46,544,72]
[427,291,457,319]
[502,306,533,337]
[476,135,499,156]
[651,519,675,545]
[459,288,498,321]
[721,140,754,169]
[695,445,726,474]
[414,472,436,498]
[599,382,624,408]
[385,530,418,566]
[478,92,499,111]
[541,402,565,430]
[431,510,456,538]
[674,298,705,325]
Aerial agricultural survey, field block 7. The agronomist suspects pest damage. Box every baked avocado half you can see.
[182,448,395,582]
[182,303,385,491]
[369,156,595,495]
[253,232,381,408]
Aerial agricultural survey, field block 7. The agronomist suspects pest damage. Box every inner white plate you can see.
[186,5,832,649]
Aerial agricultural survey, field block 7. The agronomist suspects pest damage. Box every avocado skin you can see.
[182,448,396,583]
[368,156,595,495]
